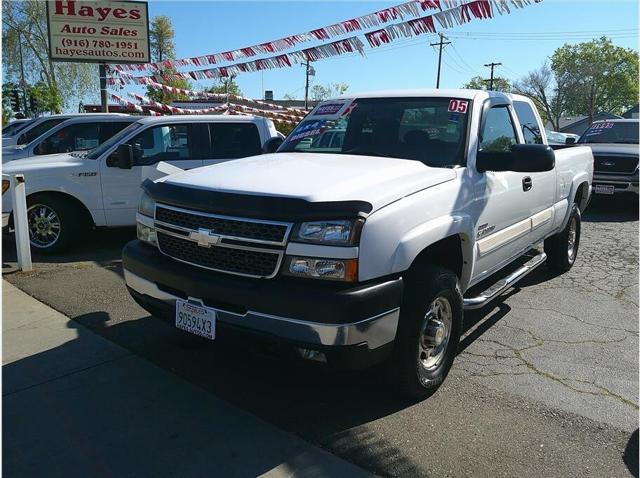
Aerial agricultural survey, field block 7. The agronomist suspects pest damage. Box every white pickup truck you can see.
[2,115,280,251]
[122,89,593,398]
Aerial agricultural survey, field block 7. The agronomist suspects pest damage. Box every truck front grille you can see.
[593,155,639,174]
[154,204,291,278]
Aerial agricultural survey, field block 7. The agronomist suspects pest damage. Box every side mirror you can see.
[107,143,134,169]
[565,137,576,145]
[477,144,555,173]
[262,137,283,154]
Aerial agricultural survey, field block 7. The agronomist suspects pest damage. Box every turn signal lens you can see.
[284,256,358,282]
[2,180,9,195]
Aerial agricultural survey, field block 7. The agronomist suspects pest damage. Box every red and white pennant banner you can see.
[127,92,230,115]
[109,74,306,116]
[108,36,366,82]
[109,0,541,83]
[110,0,441,72]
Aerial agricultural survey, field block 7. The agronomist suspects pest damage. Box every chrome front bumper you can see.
[124,270,400,350]
[593,173,639,194]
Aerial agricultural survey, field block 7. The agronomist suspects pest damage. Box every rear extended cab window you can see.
[209,123,262,159]
[513,101,543,144]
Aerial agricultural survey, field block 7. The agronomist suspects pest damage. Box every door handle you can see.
[522,176,533,192]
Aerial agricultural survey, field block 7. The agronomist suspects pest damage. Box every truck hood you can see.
[2,146,29,163]
[2,152,88,173]
[585,144,639,156]
[161,152,457,212]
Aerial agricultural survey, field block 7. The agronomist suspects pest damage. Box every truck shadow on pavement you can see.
[582,195,639,223]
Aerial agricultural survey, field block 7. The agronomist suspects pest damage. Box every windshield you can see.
[579,121,639,144]
[3,120,32,136]
[86,122,142,159]
[279,97,469,167]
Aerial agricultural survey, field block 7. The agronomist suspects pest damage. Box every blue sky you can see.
[128,0,638,101]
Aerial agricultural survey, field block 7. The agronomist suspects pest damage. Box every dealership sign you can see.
[46,1,150,64]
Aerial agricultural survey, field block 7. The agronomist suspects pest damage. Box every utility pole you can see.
[304,59,311,111]
[483,62,502,90]
[17,31,28,115]
[99,63,109,112]
[430,33,450,89]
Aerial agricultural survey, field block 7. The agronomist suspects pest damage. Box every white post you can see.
[10,174,32,272]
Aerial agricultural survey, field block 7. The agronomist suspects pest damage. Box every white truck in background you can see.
[2,115,280,251]
[122,89,593,399]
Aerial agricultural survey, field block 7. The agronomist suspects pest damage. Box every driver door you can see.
[100,123,207,226]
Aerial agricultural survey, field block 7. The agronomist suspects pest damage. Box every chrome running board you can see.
[463,252,547,310]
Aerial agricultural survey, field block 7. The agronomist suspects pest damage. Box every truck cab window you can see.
[479,106,518,152]
[513,101,543,144]
[129,124,192,165]
[18,118,66,145]
[209,123,261,159]
[36,122,100,155]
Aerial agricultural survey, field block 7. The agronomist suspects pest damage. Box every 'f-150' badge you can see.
[189,228,221,248]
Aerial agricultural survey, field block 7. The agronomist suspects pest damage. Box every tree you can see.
[551,37,639,125]
[27,81,62,116]
[310,83,349,101]
[2,82,18,124]
[463,76,511,92]
[513,63,569,130]
[149,16,175,63]
[206,78,243,97]
[2,0,97,112]
[146,16,190,104]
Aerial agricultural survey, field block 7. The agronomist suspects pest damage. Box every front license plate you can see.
[175,299,216,340]
[594,184,615,195]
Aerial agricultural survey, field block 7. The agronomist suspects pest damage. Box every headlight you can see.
[137,192,156,246]
[138,191,155,217]
[292,219,362,245]
[2,180,9,195]
[283,256,358,282]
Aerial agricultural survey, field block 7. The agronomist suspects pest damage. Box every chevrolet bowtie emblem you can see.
[189,228,221,248]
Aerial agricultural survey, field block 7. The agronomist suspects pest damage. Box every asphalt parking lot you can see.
[3,195,639,477]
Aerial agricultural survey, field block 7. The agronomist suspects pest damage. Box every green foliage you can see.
[463,76,512,92]
[146,16,190,104]
[2,0,97,111]
[149,16,175,63]
[27,82,62,115]
[310,83,349,101]
[551,37,639,122]
[274,122,295,136]
[2,82,18,124]
[206,79,243,97]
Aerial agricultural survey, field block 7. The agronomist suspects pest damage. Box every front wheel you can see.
[392,266,463,400]
[26,195,85,253]
[544,203,581,273]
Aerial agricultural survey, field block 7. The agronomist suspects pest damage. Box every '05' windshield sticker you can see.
[448,99,469,113]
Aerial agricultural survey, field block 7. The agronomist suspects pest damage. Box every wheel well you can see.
[574,181,589,212]
[27,191,95,228]
[410,235,464,279]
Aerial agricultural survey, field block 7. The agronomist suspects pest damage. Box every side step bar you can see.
[463,252,547,310]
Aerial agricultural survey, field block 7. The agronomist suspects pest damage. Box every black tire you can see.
[544,203,581,273]
[26,194,86,253]
[392,265,463,400]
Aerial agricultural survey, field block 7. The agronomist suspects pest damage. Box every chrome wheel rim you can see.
[418,296,452,373]
[567,216,577,261]
[27,204,61,248]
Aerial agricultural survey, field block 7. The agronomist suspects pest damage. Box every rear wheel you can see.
[544,203,581,272]
[392,266,463,400]
[26,195,86,253]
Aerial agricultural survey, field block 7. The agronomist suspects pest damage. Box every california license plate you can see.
[594,184,615,195]
[175,299,216,340]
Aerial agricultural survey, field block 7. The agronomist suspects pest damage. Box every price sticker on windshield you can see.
[448,99,469,113]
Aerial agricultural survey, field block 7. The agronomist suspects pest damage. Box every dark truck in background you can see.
[578,119,639,196]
